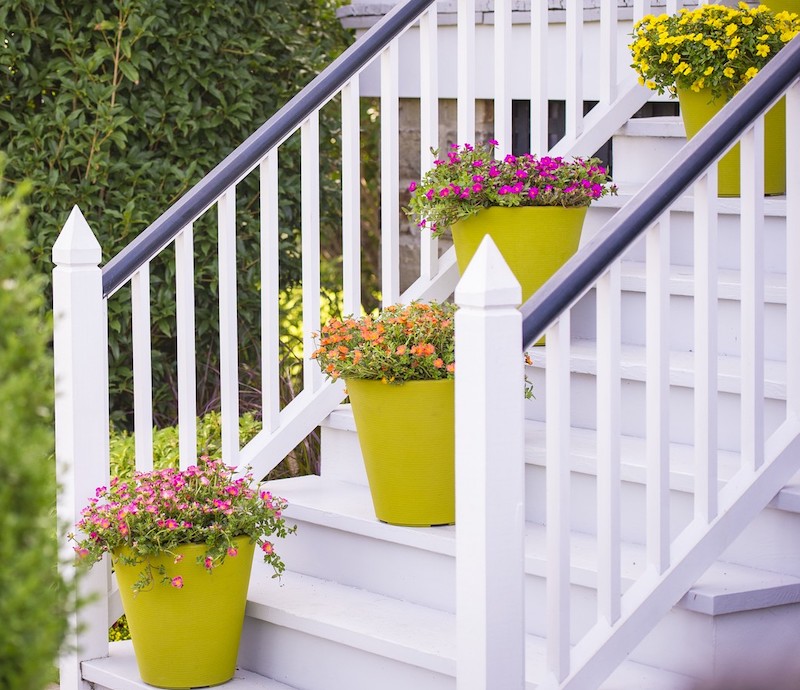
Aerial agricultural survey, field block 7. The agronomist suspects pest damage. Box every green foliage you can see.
[0,0,353,425]
[0,159,69,690]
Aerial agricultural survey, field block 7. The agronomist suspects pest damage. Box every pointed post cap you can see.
[455,235,521,308]
[52,206,102,266]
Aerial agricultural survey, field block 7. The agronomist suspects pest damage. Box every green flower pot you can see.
[677,86,786,197]
[765,1,800,13]
[452,205,586,344]
[113,536,255,688]
[346,378,454,527]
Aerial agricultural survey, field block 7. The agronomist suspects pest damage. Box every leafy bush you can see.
[0,159,69,689]
[0,0,353,425]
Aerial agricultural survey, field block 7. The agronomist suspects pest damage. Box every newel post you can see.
[53,207,111,689]
[454,237,526,690]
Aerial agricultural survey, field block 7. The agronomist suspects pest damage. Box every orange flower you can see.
[433,358,443,368]
[446,363,455,373]
[396,344,407,355]
[353,350,363,364]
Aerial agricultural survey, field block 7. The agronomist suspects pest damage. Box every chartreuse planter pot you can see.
[677,87,786,197]
[113,536,255,688]
[451,206,587,303]
[452,206,587,344]
[346,378,454,527]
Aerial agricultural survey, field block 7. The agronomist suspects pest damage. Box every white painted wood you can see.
[380,43,400,306]
[175,226,197,469]
[218,189,240,466]
[457,0,476,146]
[52,207,110,690]
[341,80,362,316]
[302,113,323,392]
[565,2,584,141]
[633,0,651,20]
[261,154,281,433]
[130,264,153,472]
[666,0,681,13]
[646,217,671,574]
[596,265,621,625]
[600,0,618,106]
[493,0,512,157]
[546,313,572,683]
[693,169,719,523]
[786,83,800,417]
[739,121,765,471]
[419,5,439,282]
[530,0,548,153]
[455,237,524,690]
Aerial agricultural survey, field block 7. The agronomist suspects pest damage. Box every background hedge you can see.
[0,0,354,426]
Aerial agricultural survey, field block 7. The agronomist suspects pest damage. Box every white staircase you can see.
[55,3,800,689]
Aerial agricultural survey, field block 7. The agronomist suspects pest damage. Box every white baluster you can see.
[494,0,512,156]
[787,82,800,416]
[530,0,548,153]
[740,120,765,471]
[53,207,110,689]
[565,1,584,140]
[131,263,154,471]
[646,216,671,573]
[600,0,618,106]
[546,312,572,682]
[458,0,476,145]
[694,168,719,522]
[302,113,322,390]
[420,4,439,282]
[455,237,524,690]
[342,80,362,316]
[175,225,197,468]
[218,189,240,465]
[261,153,281,433]
[380,43,400,305]
[596,264,621,624]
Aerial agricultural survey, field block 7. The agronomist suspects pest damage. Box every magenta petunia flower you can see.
[408,181,417,192]
[171,576,184,589]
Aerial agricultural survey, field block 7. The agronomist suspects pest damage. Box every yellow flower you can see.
[723,66,736,78]
[781,30,798,42]
[691,78,705,92]
[729,36,741,48]
[704,66,714,76]
[646,80,656,90]
[660,51,669,63]
[744,66,759,80]
[727,48,740,59]
[756,43,770,57]
[741,16,753,26]
[673,53,681,63]
[725,23,738,36]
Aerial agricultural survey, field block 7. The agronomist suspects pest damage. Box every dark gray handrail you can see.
[521,36,800,349]
[102,0,435,297]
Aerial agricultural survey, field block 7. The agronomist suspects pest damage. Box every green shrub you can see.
[0,0,353,426]
[0,158,69,689]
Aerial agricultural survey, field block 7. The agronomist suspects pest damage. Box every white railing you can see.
[454,75,800,690]
[55,1,658,686]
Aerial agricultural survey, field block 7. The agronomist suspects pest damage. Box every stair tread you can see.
[267,475,800,615]
[594,185,788,214]
[527,338,787,400]
[616,116,686,138]
[246,568,694,689]
[82,640,297,689]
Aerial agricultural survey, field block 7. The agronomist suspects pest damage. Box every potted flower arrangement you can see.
[405,141,616,322]
[312,301,456,527]
[630,3,800,196]
[70,457,295,688]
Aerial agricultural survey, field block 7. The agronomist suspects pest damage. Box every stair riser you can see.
[585,206,788,274]
[612,133,684,186]
[527,468,800,575]
[633,602,800,680]
[570,289,787,360]
[524,368,787,452]
[239,620,455,690]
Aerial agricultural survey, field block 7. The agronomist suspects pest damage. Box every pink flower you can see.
[204,556,214,569]
[488,165,500,178]
[73,547,90,558]
[515,169,528,179]
[425,189,435,201]
[171,576,184,589]
[439,188,450,198]
[261,541,274,555]
[174,554,184,564]
[408,181,417,192]
[227,547,238,557]
[488,138,499,146]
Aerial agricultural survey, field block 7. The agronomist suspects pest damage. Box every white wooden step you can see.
[81,641,298,690]
[612,116,686,187]
[240,568,695,690]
